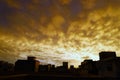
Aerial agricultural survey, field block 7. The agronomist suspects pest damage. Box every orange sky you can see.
[0,0,120,67]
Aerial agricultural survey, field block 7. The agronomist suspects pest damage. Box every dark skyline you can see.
[1,51,120,80]
[0,0,120,67]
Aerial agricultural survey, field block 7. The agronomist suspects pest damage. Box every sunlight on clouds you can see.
[59,0,72,5]
[0,0,120,67]
[81,0,97,9]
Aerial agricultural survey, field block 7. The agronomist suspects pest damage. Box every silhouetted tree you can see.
[0,61,14,74]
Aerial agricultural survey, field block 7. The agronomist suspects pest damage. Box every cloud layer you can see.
[0,0,120,67]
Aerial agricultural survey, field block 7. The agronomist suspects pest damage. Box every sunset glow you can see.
[0,0,120,67]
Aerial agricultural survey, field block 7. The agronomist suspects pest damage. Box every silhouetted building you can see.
[49,65,55,72]
[14,56,40,73]
[63,62,68,69]
[70,65,74,69]
[12,51,120,78]
[96,51,120,77]
[38,64,51,72]
[28,56,36,61]
[69,65,77,73]
[55,62,69,73]
[55,66,65,73]
[80,59,98,75]
[99,51,116,60]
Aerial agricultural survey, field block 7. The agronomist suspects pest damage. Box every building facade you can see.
[14,56,40,73]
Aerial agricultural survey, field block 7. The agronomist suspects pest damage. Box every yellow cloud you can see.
[59,0,72,5]
[0,0,120,66]
[52,15,65,27]
[81,0,97,9]
[5,0,21,9]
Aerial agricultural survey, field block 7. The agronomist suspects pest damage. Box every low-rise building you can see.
[14,56,40,73]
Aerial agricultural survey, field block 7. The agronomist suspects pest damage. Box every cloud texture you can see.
[0,0,120,67]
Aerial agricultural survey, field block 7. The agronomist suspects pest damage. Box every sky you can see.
[0,0,120,67]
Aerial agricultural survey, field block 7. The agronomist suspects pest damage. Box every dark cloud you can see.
[0,0,120,66]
